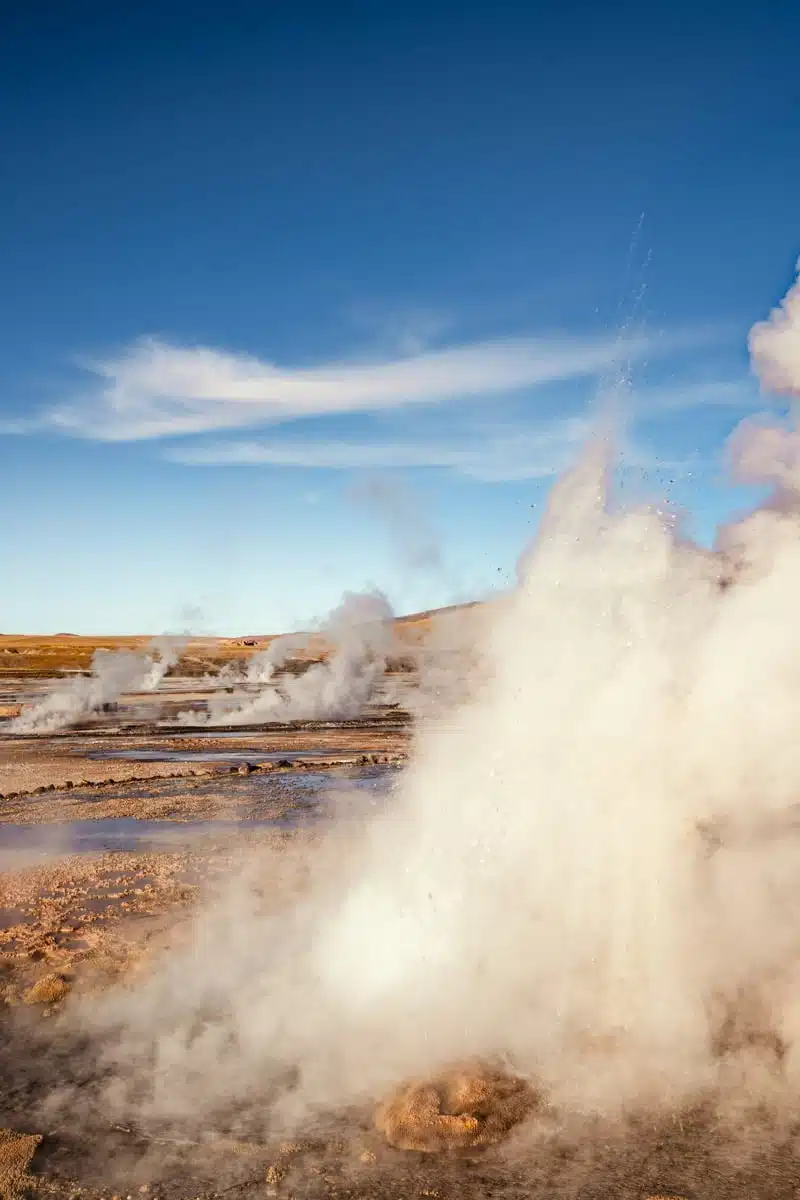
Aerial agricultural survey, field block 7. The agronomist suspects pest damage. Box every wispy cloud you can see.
[634,378,758,416]
[0,417,39,434]
[342,302,455,357]
[165,417,594,482]
[11,327,699,443]
[166,423,711,484]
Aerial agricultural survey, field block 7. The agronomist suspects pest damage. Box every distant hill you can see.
[0,600,493,678]
[394,600,482,626]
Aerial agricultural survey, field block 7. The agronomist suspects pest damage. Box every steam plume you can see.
[198,592,396,725]
[73,412,800,1137]
[8,637,186,734]
[749,260,800,396]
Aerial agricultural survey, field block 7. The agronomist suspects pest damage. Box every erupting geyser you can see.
[79,262,800,1139]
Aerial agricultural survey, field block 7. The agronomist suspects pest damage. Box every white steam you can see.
[749,259,800,396]
[9,637,186,734]
[198,591,396,725]
[80,416,800,1134]
[385,603,492,720]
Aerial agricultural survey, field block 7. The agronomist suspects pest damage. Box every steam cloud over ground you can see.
[9,638,186,734]
[195,591,397,725]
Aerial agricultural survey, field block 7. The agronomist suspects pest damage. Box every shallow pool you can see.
[82,747,354,764]
[0,814,308,866]
[0,767,395,866]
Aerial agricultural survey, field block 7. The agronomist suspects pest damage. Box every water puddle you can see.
[0,906,27,930]
[83,747,353,764]
[0,816,304,866]
[0,768,395,866]
[160,729,297,739]
[292,767,394,792]
[43,766,396,811]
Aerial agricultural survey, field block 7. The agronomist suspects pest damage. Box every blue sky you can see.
[1,0,798,634]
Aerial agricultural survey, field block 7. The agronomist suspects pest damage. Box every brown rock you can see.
[23,972,71,1006]
[0,1128,43,1199]
[375,1061,537,1153]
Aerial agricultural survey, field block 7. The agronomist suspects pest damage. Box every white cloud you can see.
[0,417,38,434]
[343,302,454,357]
[29,329,680,442]
[165,418,595,482]
[635,378,758,416]
[165,415,717,485]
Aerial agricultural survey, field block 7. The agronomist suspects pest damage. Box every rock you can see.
[375,1062,537,1153]
[23,972,71,1006]
[0,1128,43,1199]
[277,1141,306,1157]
